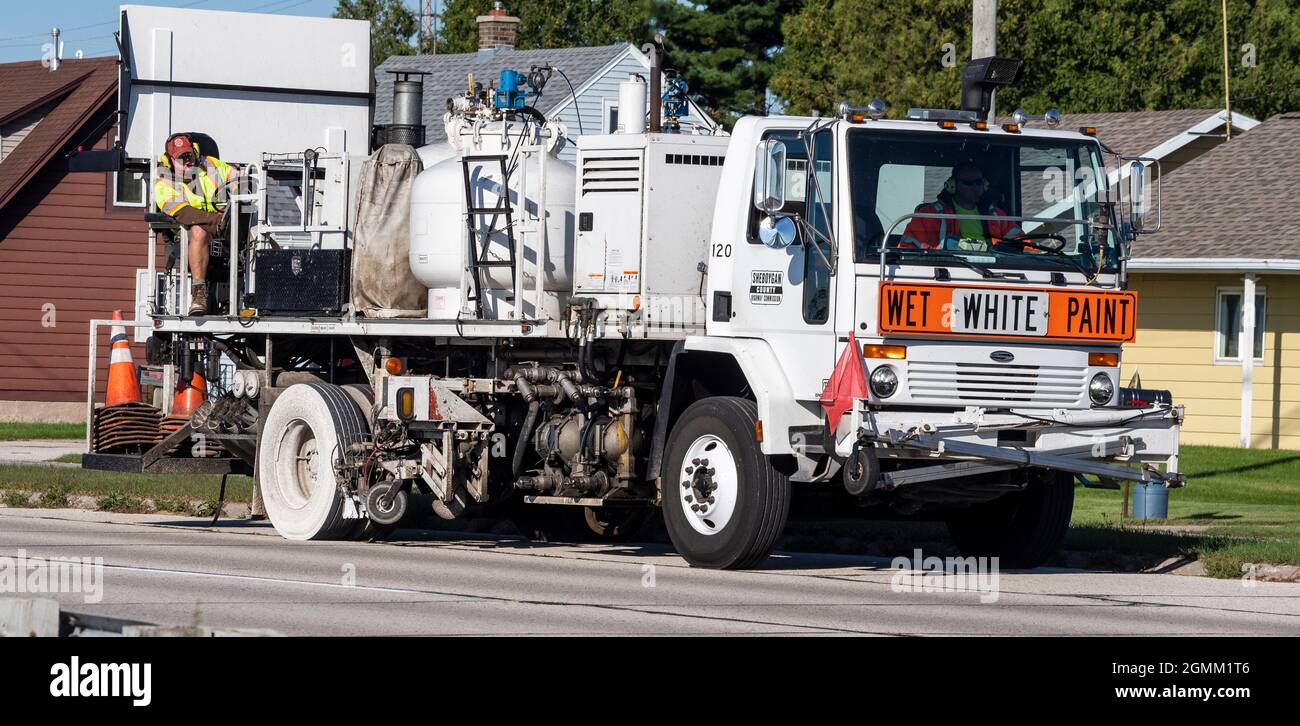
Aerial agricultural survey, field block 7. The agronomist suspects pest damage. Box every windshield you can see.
[847,129,1119,276]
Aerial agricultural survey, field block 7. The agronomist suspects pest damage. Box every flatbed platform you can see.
[149,313,697,341]
[82,453,253,476]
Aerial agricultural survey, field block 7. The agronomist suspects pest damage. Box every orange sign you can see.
[878,282,1138,343]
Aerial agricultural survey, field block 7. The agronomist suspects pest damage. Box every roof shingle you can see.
[0,56,118,211]
[1129,113,1300,260]
[1060,108,1225,159]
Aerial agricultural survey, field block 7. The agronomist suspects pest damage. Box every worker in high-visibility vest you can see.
[900,160,1023,251]
[155,133,238,316]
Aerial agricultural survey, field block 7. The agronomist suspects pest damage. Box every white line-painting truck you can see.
[84,6,1182,569]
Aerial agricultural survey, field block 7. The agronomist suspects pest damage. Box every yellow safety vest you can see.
[154,154,236,216]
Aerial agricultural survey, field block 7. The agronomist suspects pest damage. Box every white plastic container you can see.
[618,74,647,134]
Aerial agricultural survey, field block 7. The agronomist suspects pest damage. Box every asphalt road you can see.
[2,508,1298,636]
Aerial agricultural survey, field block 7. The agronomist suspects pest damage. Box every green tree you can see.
[435,1,651,55]
[773,0,1300,120]
[652,0,803,128]
[334,0,418,68]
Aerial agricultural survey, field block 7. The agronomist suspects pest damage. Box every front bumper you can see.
[843,403,1184,486]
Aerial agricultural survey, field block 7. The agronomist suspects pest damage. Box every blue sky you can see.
[0,0,354,63]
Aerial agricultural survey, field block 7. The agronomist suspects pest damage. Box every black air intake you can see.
[372,70,428,152]
[960,56,1023,120]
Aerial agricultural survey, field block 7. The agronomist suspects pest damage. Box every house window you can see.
[1215,287,1266,362]
[603,99,619,133]
[114,158,147,207]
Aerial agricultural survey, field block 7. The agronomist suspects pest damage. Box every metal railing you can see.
[875,211,1103,280]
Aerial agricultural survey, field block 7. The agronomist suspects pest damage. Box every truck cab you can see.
[660,107,1180,566]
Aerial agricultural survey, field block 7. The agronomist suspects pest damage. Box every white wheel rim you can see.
[678,434,739,536]
[274,418,318,512]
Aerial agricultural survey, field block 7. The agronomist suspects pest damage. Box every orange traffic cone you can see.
[172,372,207,418]
[105,310,142,406]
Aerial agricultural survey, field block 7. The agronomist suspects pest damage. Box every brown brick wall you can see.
[477,17,519,49]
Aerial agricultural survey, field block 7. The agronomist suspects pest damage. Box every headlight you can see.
[870,365,899,398]
[1089,372,1115,406]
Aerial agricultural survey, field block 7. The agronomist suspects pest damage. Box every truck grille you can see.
[907,361,1087,407]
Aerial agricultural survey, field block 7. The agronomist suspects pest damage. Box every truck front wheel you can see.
[662,397,790,569]
[944,468,1074,568]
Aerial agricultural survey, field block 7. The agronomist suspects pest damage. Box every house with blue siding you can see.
[374,9,718,163]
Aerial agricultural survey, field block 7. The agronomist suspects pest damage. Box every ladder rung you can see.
[475,260,514,267]
[468,207,513,215]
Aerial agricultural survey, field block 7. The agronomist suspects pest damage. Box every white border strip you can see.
[1128,258,1300,273]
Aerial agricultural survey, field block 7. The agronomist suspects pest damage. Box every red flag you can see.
[819,331,868,435]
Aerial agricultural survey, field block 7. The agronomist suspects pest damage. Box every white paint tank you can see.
[408,122,576,316]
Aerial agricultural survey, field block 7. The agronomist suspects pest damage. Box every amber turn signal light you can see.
[385,357,404,375]
[396,387,415,420]
[863,344,907,360]
[1089,352,1119,367]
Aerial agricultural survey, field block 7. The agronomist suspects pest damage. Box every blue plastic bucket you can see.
[1131,483,1169,520]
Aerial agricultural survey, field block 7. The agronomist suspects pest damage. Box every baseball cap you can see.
[166,135,195,159]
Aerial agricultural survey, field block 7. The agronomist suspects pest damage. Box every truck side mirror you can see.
[1128,160,1146,232]
[753,139,787,214]
[757,215,797,249]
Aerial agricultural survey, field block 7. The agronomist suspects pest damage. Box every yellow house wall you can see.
[1121,272,1300,449]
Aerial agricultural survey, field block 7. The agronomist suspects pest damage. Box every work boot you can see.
[187,280,209,316]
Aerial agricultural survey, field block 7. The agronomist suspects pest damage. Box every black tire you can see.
[662,397,790,569]
[944,468,1074,568]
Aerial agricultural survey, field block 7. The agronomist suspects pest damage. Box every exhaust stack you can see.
[49,27,60,72]
[641,41,663,133]
[373,70,428,150]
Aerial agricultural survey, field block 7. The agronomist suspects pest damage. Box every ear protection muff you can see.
[944,169,990,195]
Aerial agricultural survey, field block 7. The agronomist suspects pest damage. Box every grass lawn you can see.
[0,464,252,504]
[1070,444,1300,577]
[0,422,85,440]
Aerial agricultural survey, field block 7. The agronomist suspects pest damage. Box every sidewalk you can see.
[0,440,82,466]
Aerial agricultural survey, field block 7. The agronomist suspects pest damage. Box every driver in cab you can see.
[899,161,1023,251]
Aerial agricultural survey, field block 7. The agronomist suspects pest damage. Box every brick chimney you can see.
[477,1,520,51]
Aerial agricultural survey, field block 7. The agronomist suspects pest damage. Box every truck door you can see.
[729,127,837,402]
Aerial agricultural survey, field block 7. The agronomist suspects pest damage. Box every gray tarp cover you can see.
[351,144,427,318]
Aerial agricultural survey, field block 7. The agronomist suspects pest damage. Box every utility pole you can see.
[972,0,997,119]
[420,0,440,54]
[1221,0,1233,139]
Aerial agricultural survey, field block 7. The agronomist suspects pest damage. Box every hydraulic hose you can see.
[513,400,540,478]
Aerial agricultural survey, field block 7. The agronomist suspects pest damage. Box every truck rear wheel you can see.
[259,383,369,540]
[944,468,1074,568]
[662,397,790,569]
